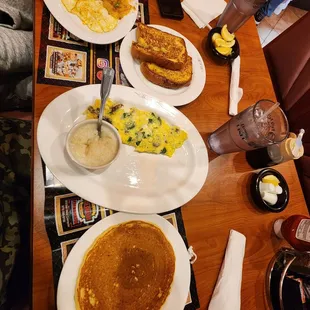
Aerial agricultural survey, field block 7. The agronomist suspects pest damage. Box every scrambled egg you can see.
[101,0,133,19]
[84,99,188,157]
[62,0,118,33]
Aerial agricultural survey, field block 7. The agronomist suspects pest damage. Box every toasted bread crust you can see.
[131,43,184,70]
[140,57,192,89]
[131,23,187,71]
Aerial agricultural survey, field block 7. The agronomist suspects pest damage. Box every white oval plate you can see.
[57,212,191,310]
[120,25,206,106]
[44,0,138,44]
[37,84,209,214]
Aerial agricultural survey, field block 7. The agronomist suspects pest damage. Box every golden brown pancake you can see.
[75,221,175,310]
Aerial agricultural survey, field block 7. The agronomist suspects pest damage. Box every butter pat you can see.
[261,191,278,205]
[259,182,276,194]
[276,185,283,195]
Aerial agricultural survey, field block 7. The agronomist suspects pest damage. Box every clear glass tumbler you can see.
[217,0,266,32]
[208,100,289,155]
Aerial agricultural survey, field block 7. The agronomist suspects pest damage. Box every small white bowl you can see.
[66,119,121,170]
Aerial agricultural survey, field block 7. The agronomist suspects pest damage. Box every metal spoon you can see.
[98,67,115,137]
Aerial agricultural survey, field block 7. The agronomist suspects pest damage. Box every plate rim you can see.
[37,84,209,214]
[119,24,206,107]
[43,0,138,44]
[56,212,191,310]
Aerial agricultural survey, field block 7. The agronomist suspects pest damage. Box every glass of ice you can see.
[208,100,289,155]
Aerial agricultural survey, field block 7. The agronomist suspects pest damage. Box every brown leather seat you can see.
[263,12,310,208]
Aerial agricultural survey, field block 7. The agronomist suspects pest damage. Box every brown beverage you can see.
[218,0,266,32]
[208,100,289,155]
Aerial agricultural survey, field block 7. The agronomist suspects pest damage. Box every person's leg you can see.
[0,74,32,112]
[0,117,31,308]
[255,0,285,23]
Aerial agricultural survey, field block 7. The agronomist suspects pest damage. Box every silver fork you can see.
[97,67,115,137]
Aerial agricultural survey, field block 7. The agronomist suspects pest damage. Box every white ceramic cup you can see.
[66,119,121,170]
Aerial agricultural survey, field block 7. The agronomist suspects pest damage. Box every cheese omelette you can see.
[75,221,175,310]
[84,99,188,157]
[61,0,133,33]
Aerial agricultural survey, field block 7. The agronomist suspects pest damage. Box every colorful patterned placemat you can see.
[37,2,149,87]
[39,3,200,309]
[43,166,200,309]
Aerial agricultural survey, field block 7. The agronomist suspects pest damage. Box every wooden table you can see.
[33,0,309,308]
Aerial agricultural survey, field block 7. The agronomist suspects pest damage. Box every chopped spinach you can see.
[136,141,141,146]
[127,137,132,142]
[160,147,167,154]
[126,121,135,130]
[123,112,130,118]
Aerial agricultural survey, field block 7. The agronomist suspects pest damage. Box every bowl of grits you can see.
[66,119,121,170]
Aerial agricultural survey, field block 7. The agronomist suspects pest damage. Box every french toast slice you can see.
[140,56,192,89]
[131,23,187,71]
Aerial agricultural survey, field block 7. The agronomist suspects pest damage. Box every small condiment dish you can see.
[206,27,240,65]
[250,168,289,213]
[66,119,121,170]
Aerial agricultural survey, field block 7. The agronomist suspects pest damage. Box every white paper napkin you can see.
[208,230,246,310]
[229,56,243,116]
[181,0,226,29]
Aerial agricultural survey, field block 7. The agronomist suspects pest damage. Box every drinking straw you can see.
[292,128,305,157]
[257,102,280,122]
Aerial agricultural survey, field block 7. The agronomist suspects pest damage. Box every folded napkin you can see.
[208,230,246,310]
[229,56,243,116]
[181,0,227,29]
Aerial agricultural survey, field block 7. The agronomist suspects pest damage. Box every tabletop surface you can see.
[33,0,309,309]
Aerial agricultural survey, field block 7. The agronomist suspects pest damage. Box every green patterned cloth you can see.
[0,117,31,307]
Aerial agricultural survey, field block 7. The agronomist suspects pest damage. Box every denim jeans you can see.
[260,0,285,16]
